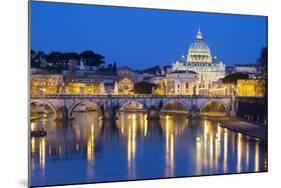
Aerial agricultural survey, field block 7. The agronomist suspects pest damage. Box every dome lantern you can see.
[187,29,212,65]
[196,28,203,40]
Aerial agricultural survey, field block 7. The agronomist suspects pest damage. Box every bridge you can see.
[31,94,239,120]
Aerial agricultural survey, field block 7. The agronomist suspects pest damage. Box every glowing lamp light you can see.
[31,122,35,131]
[196,136,201,142]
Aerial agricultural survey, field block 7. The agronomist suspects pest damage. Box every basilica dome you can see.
[187,29,212,64]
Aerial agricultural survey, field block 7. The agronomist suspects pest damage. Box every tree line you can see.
[31,49,105,70]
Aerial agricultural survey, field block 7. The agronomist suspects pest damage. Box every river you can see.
[30,111,267,187]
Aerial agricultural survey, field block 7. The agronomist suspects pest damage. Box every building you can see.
[233,64,257,74]
[172,29,226,92]
[165,70,199,95]
[63,62,118,94]
[163,65,173,74]
[209,78,227,96]
[117,77,134,94]
[225,66,234,76]
[117,66,150,83]
[149,75,165,85]
[65,78,102,95]
[31,73,64,96]
[233,64,259,79]
[117,66,134,79]
[142,66,162,75]
[236,79,263,97]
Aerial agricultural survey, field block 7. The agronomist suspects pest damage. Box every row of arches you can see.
[31,99,229,120]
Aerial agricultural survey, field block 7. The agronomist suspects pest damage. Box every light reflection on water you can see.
[30,111,267,187]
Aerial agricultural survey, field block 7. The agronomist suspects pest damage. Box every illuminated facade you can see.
[165,70,199,95]
[172,29,226,93]
[31,74,63,97]
[209,78,227,96]
[65,79,101,95]
[236,79,263,97]
[118,77,134,94]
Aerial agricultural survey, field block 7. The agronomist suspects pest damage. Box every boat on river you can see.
[31,129,47,137]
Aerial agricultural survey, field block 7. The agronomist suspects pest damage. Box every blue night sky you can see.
[30,1,267,69]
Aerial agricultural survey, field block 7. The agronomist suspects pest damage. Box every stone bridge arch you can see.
[114,99,148,120]
[68,100,102,119]
[199,99,229,116]
[117,99,147,112]
[30,99,57,119]
[159,99,190,115]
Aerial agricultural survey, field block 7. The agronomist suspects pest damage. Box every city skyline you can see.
[30,1,267,69]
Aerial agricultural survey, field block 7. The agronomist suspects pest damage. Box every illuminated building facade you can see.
[172,29,226,93]
[65,79,101,95]
[236,79,263,97]
[118,77,134,94]
[31,73,63,96]
[209,78,227,96]
[165,70,198,95]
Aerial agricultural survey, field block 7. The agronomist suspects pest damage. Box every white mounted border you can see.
[1,0,281,188]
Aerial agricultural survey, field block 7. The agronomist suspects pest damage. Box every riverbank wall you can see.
[236,97,267,126]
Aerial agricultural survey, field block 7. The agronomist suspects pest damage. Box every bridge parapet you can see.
[31,94,233,100]
[31,95,262,120]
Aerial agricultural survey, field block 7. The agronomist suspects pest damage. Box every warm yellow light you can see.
[217,126,221,141]
[39,137,46,169]
[144,114,148,137]
[246,140,249,169]
[223,129,228,172]
[195,135,202,175]
[237,133,242,172]
[196,136,201,142]
[254,141,260,172]
[31,122,35,131]
[31,137,35,154]
[209,130,213,168]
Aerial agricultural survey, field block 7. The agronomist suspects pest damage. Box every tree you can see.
[154,79,167,95]
[134,81,157,94]
[46,51,65,70]
[30,49,45,67]
[222,72,249,85]
[31,49,36,57]
[257,47,268,67]
[46,51,63,64]
[92,53,105,66]
[44,51,81,70]
[31,49,39,67]
[80,50,105,67]
[80,50,95,60]
[113,62,117,72]
[63,52,80,61]
[257,47,267,97]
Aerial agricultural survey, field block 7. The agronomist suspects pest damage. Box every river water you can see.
[30,111,267,187]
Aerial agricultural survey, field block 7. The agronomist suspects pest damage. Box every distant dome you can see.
[187,29,212,64]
